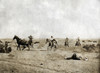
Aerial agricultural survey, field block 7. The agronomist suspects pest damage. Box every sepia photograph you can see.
[0,0,100,73]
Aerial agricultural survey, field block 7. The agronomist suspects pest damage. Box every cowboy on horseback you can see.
[75,37,81,46]
[28,35,33,48]
[50,36,54,48]
[65,37,69,47]
[46,36,58,51]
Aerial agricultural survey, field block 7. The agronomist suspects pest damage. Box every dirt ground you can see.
[0,38,99,73]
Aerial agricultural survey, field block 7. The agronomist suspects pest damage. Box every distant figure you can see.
[65,53,81,60]
[75,37,81,46]
[64,37,69,47]
[28,35,33,48]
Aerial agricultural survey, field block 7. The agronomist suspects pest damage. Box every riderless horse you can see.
[13,35,30,51]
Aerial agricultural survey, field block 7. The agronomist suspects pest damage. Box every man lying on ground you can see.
[64,53,88,61]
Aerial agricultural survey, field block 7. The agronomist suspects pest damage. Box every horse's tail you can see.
[34,42,40,44]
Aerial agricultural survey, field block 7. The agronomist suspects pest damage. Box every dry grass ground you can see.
[0,38,99,73]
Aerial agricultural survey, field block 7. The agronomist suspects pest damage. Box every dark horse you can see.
[13,35,30,51]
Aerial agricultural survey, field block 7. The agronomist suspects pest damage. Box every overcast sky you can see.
[0,0,100,39]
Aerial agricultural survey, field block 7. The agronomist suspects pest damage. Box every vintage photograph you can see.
[0,0,100,73]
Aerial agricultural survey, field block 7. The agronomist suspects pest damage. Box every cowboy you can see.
[77,37,80,42]
[65,37,69,47]
[50,36,58,49]
[28,35,33,48]
[50,36,53,48]
[28,35,33,40]
[75,37,81,46]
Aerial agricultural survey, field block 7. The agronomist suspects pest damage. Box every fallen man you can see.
[65,53,81,60]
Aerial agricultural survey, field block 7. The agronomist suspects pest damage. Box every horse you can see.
[13,35,30,51]
[46,38,58,51]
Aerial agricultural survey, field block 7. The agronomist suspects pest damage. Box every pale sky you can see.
[0,0,100,39]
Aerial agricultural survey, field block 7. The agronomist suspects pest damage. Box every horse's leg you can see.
[22,45,25,50]
[47,46,49,51]
[31,43,34,48]
[17,45,19,50]
[68,44,69,47]
[50,42,53,50]
[30,43,33,48]
[65,42,66,46]
[54,45,57,51]
[28,46,30,51]
[50,44,52,50]
[47,43,50,51]
[50,45,52,51]
[51,43,54,50]
[27,45,30,51]
[19,45,21,51]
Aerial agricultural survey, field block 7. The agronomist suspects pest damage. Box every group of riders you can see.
[0,35,100,61]
[12,35,81,51]
[0,35,83,52]
[0,35,100,53]
[46,36,81,50]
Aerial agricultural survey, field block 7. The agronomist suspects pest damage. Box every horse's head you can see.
[13,35,17,40]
